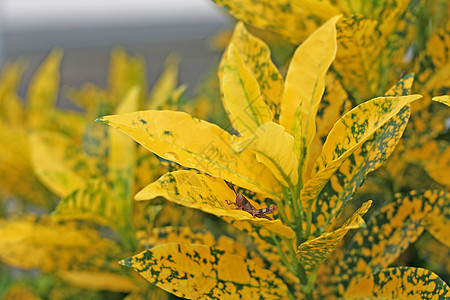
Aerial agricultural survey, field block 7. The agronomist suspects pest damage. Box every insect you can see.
[226,193,278,220]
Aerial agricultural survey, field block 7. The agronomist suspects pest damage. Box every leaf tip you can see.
[118,257,133,268]
[95,117,109,124]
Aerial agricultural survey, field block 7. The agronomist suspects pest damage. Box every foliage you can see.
[0,1,449,299]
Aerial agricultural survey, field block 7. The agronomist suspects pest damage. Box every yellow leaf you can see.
[235,121,298,187]
[136,170,294,239]
[301,94,421,208]
[147,53,180,110]
[108,47,146,102]
[57,270,137,293]
[219,22,284,121]
[338,190,449,292]
[212,0,320,44]
[297,201,371,272]
[291,0,341,21]
[29,130,92,198]
[120,243,290,299]
[0,216,122,273]
[432,95,450,107]
[279,15,340,182]
[27,49,63,113]
[222,44,272,137]
[97,110,281,198]
[344,267,450,299]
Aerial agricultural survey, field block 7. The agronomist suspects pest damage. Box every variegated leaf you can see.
[97,110,281,198]
[29,130,93,198]
[308,76,415,234]
[120,243,290,299]
[344,267,450,299]
[0,216,122,273]
[52,179,117,227]
[301,94,421,209]
[219,22,284,121]
[280,15,340,182]
[222,44,272,137]
[338,190,449,293]
[108,47,146,102]
[297,201,371,272]
[212,0,319,44]
[135,170,294,239]
[147,53,180,110]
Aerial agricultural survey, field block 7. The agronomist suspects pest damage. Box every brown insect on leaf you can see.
[226,194,278,220]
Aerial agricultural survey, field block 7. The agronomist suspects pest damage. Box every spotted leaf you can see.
[280,15,340,182]
[219,22,284,121]
[301,94,421,209]
[120,243,290,299]
[222,44,272,137]
[297,201,371,272]
[135,170,294,239]
[344,267,450,299]
[338,190,449,292]
[97,110,281,198]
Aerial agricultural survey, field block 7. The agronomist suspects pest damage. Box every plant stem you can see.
[271,235,296,275]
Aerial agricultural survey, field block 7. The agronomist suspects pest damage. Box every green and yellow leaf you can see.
[97,110,281,198]
[120,243,290,299]
[301,94,421,209]
[280,15,340,182]
[297,200,371,272]
[222,44,272,137]
[29,130,93,198]
[338,190,449,292]
[344,267,450,299]
[219,22,284,121]
[135,170,294,239]
[235,121,298,187]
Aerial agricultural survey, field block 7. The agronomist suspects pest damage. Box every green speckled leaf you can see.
[135,170,294,239]
[222,44,272,137]
[297,201,371,272]
[97,110,281,198]
[344,267,450,299]
[120,243,290,299]
[338,190,449,294]
[301,94,421,210]
[219,22,284,121]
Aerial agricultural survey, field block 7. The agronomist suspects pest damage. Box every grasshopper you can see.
[226,194,278,220]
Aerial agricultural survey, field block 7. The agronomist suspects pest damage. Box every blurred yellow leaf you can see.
[57,270,137,293]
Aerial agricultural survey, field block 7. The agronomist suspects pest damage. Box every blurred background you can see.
[0,0,231,100]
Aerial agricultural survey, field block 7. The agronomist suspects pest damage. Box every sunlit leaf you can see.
[222,44,272,137]
[432,95,450,107]
[120,243,290,299]
[57,271,136,293]
[344,267,450,299]
[219,22,284,121]
[0,216,122,273]
[97,110,281,198]
[338,190,449,292]
[135,170,294,239]
[297,201,371,272]
[301,94,421,209]
[235,121,298,187]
